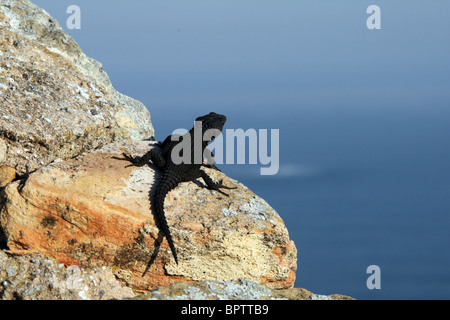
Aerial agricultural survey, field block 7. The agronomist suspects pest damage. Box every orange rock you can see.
[0,141,297,291]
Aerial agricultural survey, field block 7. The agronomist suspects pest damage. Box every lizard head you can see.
[195,112,227,134]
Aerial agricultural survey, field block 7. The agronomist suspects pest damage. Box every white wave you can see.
[275,164,322,178]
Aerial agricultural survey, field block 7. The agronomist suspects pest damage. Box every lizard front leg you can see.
[120,147,166,169]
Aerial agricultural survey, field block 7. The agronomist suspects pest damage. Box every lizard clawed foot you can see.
[202,163,222,172]
[112,153,147,167]
[214,179,237,196]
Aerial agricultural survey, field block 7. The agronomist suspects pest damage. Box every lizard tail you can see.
[153,173,179,264]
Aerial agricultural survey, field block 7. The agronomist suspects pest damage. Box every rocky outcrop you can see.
[0,0,153,176]
[1,141,297,291]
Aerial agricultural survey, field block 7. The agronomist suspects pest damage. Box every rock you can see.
[146,278,276,300]
[0,141,297,291]
[0,250,135,300]
[0,0,153,176]
[0,166,16,187]
[133,279,354,300]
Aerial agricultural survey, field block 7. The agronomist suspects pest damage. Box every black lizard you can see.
[121,112,235,264]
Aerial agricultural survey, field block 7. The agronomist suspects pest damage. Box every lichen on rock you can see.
[0,250,135,300]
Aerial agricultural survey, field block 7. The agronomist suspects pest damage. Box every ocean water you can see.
[224,107,450,300]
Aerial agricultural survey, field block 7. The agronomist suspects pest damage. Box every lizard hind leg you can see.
[200,171,237,196]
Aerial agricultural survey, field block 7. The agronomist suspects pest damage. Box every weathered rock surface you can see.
[0,250,135,300]
[0,141,297,291]
[135,278,354,300]
[0,0,154,176]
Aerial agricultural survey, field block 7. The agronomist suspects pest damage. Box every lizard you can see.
[121,112,236,264]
